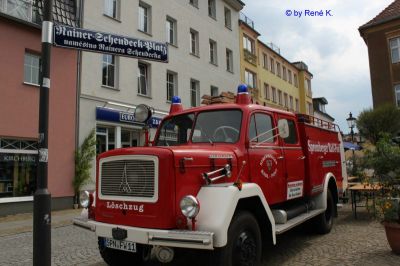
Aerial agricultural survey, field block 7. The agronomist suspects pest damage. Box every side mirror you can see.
[278,119,289,139]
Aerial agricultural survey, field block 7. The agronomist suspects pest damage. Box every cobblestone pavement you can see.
[0,204,398,266]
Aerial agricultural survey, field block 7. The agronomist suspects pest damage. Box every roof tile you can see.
[360,0,400,29]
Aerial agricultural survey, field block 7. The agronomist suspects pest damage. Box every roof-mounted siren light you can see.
[236,84,252,105]
[169,96,183,114]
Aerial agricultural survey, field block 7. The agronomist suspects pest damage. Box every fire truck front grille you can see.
[100,158,156,200]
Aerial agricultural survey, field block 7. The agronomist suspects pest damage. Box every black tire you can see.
[212,211,262,266]
[98,237,144,266]
[314,190,335,234]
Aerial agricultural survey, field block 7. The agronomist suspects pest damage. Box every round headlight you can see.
[79,190,90,208]
[180,195,200,218]
[134,104,152,123]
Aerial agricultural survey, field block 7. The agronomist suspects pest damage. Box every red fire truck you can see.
[82,84,347,266]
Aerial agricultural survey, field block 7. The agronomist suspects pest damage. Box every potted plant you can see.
[73,129,96,209]
[362,135,400,254]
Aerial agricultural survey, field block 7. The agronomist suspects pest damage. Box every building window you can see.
[278,90,282,105]
[289,96,294,110]
[211,86,219,96]
[190,28,199,56]
[102,54,116,88]
[190,79,200,107]
[295,98,299,112]
[1,0,33,22]
[272,87,277,103]
[284,93,288,108]
[96,127,115,154]
[245,70,256,88]
[308,102,313,115]
[166,71,177,102]
[138,2,151,33]
[208,0,216,19]
[226,48,233,72]
[270,58,275,73]
[395,85,400,107]
[166,17,177,45]
[209,39,218,65]
[264,83,270,100]
[390,37,400,63]
[138,62,150,96]
[24,53,40,85]
[283,66,287,81]
[224,7,231,29]
[262,53,268,69]
[243,35,255,54]
[104,0,119,19]
[294,73,298,87]
[276,62,281,77]
[189,0,198,8]
[288,70,292,84]
[306,78,312,96]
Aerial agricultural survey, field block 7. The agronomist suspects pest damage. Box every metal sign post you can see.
[33,0,53,265]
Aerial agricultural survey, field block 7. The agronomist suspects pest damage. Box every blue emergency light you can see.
[172,96,181,104]
[237,84,249,94]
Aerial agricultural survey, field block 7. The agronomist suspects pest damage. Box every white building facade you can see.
[78,0,244,179]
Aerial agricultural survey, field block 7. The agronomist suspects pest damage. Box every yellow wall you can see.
[297,70,313,114]
[239,22,259,98]
[257,43,301,112]
[239,20,314,115]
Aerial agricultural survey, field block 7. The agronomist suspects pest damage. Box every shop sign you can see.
[96,107,162,128]
[53,25,168,62]
[0,154,36,163]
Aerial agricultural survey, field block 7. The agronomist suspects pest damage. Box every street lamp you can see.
[346,112,356,142]
[346,112,357,176]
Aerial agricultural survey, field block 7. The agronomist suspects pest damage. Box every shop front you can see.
[95,107,163,154]
[0,138,37,201]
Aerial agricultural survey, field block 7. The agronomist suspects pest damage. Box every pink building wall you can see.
[0,17,77,198]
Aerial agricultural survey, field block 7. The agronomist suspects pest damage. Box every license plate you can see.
[105,238,136,253]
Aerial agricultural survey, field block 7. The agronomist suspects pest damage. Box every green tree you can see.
[357,104,400,145]
[73,129,96,204]
[362,135,400,223]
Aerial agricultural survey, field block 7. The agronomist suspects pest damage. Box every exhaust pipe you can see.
[153,246,175,264]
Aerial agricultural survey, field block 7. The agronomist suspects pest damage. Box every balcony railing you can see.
[244,49,257,66]
[240,12,255,29]
[0,0,41,24]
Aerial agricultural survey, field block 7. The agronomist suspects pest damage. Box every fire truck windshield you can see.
[155,109,242,146]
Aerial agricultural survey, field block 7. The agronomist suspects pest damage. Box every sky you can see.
[241,0,394,132]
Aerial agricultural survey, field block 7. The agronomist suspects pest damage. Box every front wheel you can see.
[212,211,262,266]
[314,190,335,234]
[98,237,144,266]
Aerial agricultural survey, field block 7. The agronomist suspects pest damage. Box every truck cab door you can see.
[247,112,287,205]
[278,115,306,201]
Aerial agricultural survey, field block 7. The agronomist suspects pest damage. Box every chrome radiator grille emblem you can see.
[119,163,132,193]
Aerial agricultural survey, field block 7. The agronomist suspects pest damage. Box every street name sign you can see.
[53,25,168,62]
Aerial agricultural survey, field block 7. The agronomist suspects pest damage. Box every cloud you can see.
[242,0,394,130]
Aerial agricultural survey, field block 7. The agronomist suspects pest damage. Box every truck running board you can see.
[275,209,325,235]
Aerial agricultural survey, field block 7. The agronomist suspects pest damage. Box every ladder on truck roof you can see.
[296,114,340,132]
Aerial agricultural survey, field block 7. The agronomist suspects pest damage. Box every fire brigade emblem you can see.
[260,154,278,179]
[119,163,131,193]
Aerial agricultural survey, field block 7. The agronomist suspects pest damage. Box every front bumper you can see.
[88,221,214,250]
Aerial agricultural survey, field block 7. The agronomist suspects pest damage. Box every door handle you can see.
[298,156,306,160]
[277,156,284,160]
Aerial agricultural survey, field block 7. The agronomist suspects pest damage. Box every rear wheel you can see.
[212,211,262,266]
[314,190,335,234]
[98,237,144,266]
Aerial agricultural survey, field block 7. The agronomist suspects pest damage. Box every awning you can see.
[343,141,362,150]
